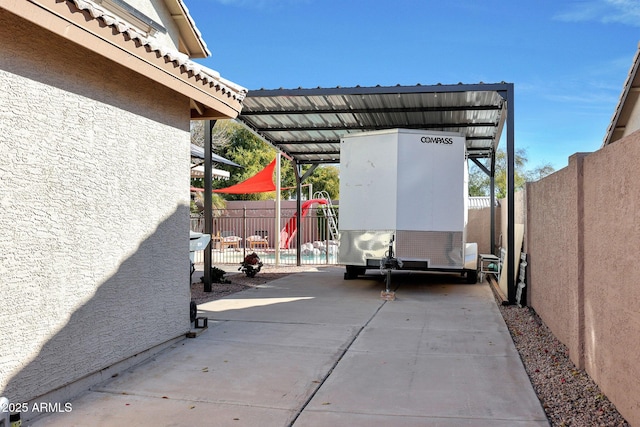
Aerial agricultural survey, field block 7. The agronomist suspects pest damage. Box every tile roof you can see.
[70,0,246,102]
[603,42,640,147]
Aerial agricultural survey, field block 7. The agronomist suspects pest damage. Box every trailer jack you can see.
[380,236,402,300]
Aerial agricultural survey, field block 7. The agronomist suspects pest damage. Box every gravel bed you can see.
[498,302,629,427]
[191,265,630,426]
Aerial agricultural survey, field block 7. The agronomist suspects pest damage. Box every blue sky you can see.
[183,0,640,170]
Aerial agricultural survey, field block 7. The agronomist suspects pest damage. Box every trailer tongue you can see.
[379,235,402,300]
[337,128,478,294]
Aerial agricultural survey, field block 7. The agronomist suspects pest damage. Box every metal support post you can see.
[203,120,216,292]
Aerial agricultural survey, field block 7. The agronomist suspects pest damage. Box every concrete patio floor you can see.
[32,266,548,426]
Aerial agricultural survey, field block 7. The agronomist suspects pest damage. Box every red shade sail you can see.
[212,159,276,194]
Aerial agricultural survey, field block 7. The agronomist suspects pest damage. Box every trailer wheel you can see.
[466,269,478,284]
[344,265,365,280]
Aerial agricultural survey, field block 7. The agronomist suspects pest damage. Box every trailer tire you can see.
[466,269,478,284]
[344,265,365,280]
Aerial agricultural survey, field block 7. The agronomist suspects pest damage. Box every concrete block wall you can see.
[581,134,640,424]
[526,134,640,425]
[467,207,501,255]
[525,155,583,366]
[0,10,191,410]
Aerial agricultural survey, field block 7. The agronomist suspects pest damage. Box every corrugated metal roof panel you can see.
[190,144,242,167]
[237,83,511,164]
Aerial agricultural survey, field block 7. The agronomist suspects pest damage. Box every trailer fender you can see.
[464,242,478,271]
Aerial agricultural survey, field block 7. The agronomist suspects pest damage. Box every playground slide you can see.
[280,199,327,249]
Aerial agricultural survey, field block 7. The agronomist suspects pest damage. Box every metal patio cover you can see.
[227,82,518,305]
[235,82,512,165]
[190,143,242,167]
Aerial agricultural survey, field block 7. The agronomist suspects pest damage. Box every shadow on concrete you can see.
[3,206,191,422]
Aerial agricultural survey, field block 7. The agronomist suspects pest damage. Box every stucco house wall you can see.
[125,0,184,54]
[0,0,247,417]
[0,7,191,406]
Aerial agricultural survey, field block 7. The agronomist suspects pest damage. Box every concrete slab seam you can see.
[287,299,389,426]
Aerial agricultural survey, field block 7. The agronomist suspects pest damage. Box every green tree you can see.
[190,191,227,215]
[278,164,340,201]
[192,121,340,201]
[306,165,340,200]
[190,120,234,150]
[213,124,277,201]
[468,148,554,199]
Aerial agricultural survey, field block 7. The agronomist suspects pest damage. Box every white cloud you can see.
[209,0,311,9]
[554,0,640,26]
[602,0,640,24]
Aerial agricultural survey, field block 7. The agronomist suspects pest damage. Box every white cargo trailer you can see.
[338,128,478,283]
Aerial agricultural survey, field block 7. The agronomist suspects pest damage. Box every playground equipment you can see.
[279,198,329,249]
[313,190,339,241]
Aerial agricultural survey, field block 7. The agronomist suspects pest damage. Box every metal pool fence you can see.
[190,206,339,266]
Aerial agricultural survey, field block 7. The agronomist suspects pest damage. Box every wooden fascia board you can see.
[163,0,208,59]
[189,99,233,120]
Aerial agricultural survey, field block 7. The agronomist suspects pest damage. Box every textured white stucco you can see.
[105,0,183,54]
[0,8,192,404]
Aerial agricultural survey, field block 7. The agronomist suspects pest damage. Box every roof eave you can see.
[7,0,246,119]
[603,42,640,147]
[163,0,210,59]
